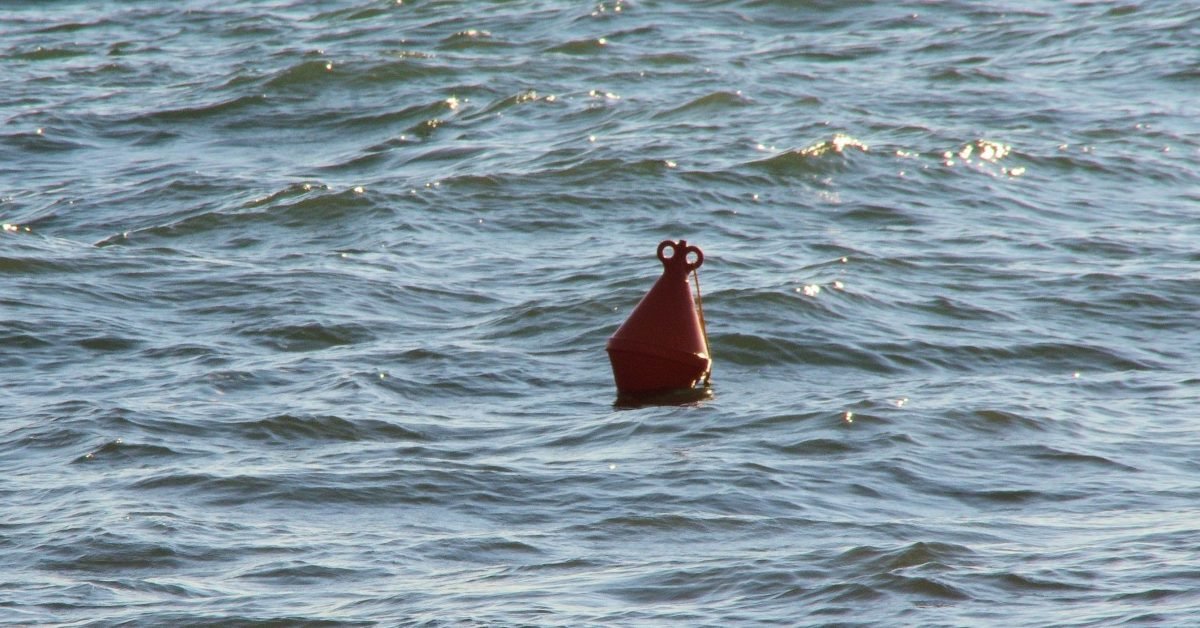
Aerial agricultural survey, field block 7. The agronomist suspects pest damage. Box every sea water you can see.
[3,1,1199,625]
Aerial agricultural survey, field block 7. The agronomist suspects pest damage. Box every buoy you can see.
[606,239,712,395]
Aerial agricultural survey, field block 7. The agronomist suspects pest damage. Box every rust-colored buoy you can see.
[606,240,712,395]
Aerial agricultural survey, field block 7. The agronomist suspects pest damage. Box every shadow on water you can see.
[613,386,714,410]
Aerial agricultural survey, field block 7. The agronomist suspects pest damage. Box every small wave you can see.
[1161,67,1200,82]
[439,29,507,51]
[139,343,222,364]
[479,298,612,343]
[354,53,452,84]
[545,37,611,55]
[949,488,1043,504]
[890,575,970,601]
[71,438,181,464]
[335,98,454,130]
[313,3,396,22]
[569,513,767,539]
[526,156,681,184]
[979,341,1158,372]
[410,535,545,563]
[0,128,92,153]
[33,18,113,34]
[914,295,1012,323]
[232,414,427,444]
[717,333,900,373]
[837,541,978,574]
[0,327,52,355]
[1050,236,1141,259]
[653,91,754,120]
[469,89,559,118]
[237,321,375,353]
[13,46,89,61]
[204,368,290,394]
[932,138,1027,178]
[950,408,1048,433]
[242,181,330,209]
[540,418,666,449]
[767,437,858,456]
[841,203,923,227]
[137,94,267,124]
[237,561,370,583]
[807,581,883,604]
[37,533,184,573]
[263,59,337,90]
[747,134,870,175]
[399,144,489,167]
[1024,444,1139,471]
[638,52,701,66]
[813,338,1160,374]
[0,251,70,275]
[501,557,608,576]
[406,116,446,139]
[106,184,385,246]
[998,572,1094,592]
[928,66,1008,83]
[76,335,141,352]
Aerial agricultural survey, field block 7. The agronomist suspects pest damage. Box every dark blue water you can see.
[4,1,1200,625]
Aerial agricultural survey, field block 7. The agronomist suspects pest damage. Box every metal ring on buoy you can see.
[657,239,703,272]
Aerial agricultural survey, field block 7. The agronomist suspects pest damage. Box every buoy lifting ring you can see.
[657,239,703,273]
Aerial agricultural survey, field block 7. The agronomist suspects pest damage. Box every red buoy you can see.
[606,240,712,395]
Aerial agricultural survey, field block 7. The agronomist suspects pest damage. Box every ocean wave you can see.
[653,90,754,120]
[230,414,427,444]
[746,134,870,175]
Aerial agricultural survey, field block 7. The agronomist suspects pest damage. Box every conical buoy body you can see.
[607,240,711,395]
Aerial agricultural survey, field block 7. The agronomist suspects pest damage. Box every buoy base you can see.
[606,341,710,396]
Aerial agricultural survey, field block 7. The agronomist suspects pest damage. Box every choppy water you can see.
[4,0,1200,625]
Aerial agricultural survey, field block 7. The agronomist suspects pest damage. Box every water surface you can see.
[3,1,1199,625]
